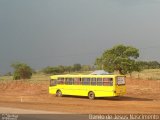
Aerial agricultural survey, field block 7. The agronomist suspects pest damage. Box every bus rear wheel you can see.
[56,90,62,97]
[88,91,95,100]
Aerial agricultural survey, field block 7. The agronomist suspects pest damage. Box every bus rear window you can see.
[117,77,125,85]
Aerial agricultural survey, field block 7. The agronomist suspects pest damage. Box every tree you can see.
[42,66,66,74]
[4,72,12,76]
[42,66,58,74]
[57,65,65,73]
[64,66,73,73]
[81,65,91,71]
[11,62,32,80]
[42,66,54,74]
[73,64,81,72]
[95,44,140,75]
[137,61,160,69]
[148,61,160,69]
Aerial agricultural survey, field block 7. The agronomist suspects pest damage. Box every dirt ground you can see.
[0,78,160,114]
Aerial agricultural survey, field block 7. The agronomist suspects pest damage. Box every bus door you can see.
[115,76,126,96]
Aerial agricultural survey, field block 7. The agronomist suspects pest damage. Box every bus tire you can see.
[56,90,62,97]
[88,91,95,100]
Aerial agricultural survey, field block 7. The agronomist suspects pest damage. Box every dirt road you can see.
[0,107,67,114]
[0,107,87,120]
[0,78,160,114]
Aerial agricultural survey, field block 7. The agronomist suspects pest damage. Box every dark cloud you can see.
[0,0,160,73]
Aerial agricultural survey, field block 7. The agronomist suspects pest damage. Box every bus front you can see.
[114,76,126,96]
[49,76,57,95]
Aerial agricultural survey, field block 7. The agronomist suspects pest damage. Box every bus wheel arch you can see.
[56,89,62,97]
[88,91,95,100]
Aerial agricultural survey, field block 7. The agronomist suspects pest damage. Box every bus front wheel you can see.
[88,91,95,100]
[56,90,62,97]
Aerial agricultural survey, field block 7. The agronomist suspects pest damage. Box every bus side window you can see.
[103,78,113,86]
[50,79,57,86]
[97,78,103,86]
[91,78,96,85]
[82,78,90,85]
[65,78,73,85]
[74,78,81,85]
[57,78,64,84]
[109,78,113,86]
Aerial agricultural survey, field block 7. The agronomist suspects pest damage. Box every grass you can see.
[1,69,160,82]
[129,69,160,80]
[0,73,50,84]
[0,71,87,79]
[0,76,12,81]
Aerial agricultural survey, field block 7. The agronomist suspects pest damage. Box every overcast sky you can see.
[0,0,160,73]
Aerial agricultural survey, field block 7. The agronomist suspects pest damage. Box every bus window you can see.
[103,78,113,86]
[50,79,57,86]
[82,78,90,85]
[97,78,103,86]
[74,78,81,85]
[117,77,125,85]
[57,78,64,84]
[91,78,96,85]
[65,78,73,85]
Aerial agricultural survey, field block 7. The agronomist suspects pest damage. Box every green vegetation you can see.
[72,64,81,71]
[1,69,160,82]
[130,69,160,80]
[0,76,13,81]
[41,64,93,75]
[1,44,160,80]
[137,61,160,69]
[11,62,33,80]
[0,72,90,83]
[95,44,140,75]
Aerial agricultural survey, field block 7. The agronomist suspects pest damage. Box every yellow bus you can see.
[49,74,126,99]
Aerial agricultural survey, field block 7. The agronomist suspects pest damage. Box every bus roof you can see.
[50,74,125,79]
